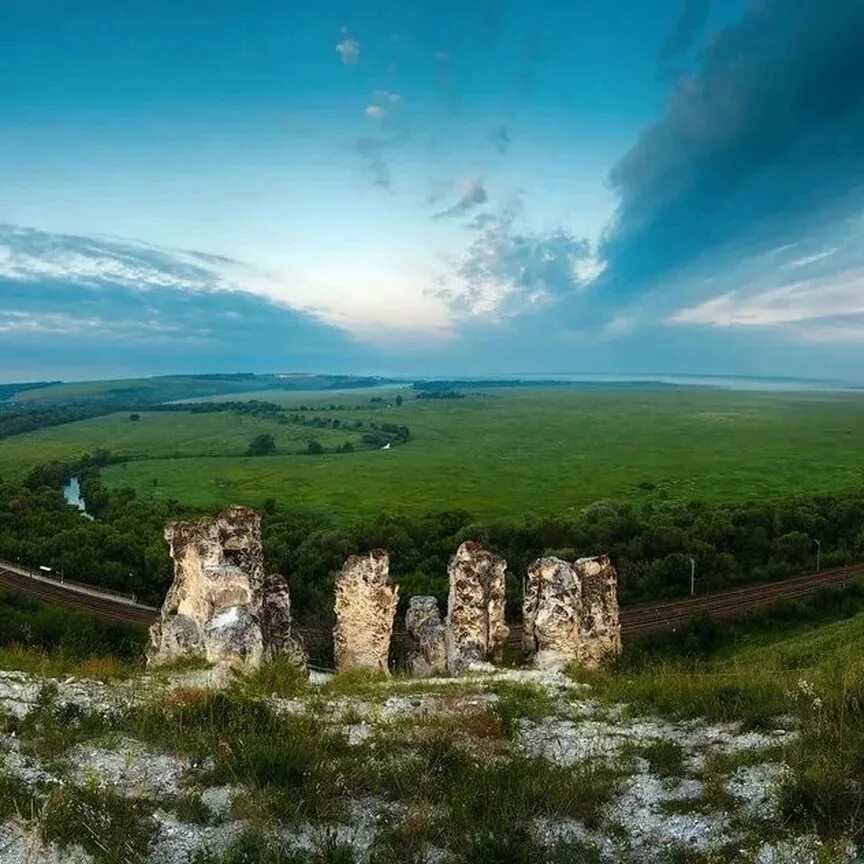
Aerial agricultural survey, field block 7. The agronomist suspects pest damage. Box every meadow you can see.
[4,385,864,521]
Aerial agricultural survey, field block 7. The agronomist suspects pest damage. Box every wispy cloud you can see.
[434,179,488,219]
[0,309,189,339]
[669,269,864,329]
[781,249,838,271]
[364,90,401,120]
[335,29,359,64]
[355,136,402,189]
[489,126,511,154]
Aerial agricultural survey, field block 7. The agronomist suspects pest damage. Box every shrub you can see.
[247,433,276,456]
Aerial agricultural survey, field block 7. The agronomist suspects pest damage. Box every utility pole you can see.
[814,538,822,573]
[689,556,696,596]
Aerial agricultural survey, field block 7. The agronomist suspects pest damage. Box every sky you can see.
[2,0,864,383]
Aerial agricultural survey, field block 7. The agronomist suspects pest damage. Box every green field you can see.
[4,386,864,520]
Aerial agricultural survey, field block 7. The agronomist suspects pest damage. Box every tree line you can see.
[1,454,863,626]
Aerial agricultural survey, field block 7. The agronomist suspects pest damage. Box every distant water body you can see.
[62,476,94,520]
[461,373,864,392]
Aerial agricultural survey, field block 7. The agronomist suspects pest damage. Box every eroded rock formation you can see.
[523,553,621,669]
[574,554,622,668]
[445,541,510,671]
[405,596,448,677]
[261,573,307,668]
[147,506,305,670]
[522,557,582,669]
[333,550,398,674]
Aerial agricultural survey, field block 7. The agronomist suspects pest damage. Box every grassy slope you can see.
[4,386,864,518]
[0,410,362,481]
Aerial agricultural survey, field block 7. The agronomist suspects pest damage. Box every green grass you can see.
[0,409,367,481]
[579,607,864,838]
[2,386,859,520]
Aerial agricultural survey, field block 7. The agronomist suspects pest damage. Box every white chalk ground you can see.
[0,822,91,864]
[0,667,858,864]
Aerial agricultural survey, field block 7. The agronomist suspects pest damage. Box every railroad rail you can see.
[1,558,862,638]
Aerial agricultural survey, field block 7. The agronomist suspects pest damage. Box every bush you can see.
[247,433,276,456]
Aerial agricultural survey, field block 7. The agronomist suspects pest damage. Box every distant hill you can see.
[2,372,394,409]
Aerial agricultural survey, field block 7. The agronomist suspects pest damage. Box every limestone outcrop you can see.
[445,541,510,671]
[333,550,398,674]
[147,506,305,670]
[523,553,621,670]
[522,557,582,669]
[575,555,622,668]
[261,572,307,668]
[405,596,448,677]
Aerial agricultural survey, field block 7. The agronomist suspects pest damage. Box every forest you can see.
[1,452,861,626]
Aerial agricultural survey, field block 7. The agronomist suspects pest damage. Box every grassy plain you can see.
[4,386,864,521]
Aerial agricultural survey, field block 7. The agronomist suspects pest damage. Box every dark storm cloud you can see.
[601,0,864,293]
[660,0,710,62]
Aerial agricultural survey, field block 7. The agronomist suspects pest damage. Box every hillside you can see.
[1,591,862,864]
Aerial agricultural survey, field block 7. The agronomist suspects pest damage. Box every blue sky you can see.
[2,0,864,382]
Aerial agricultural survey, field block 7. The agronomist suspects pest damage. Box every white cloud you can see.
[335,36,359,64]
[437,209,605,318]
[0,225,456,345]
[781,248,838,270]
[0,309,187,339]
[364,91,401,120]
[669,268,864,329]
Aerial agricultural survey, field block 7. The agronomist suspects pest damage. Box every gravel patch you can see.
[199,785,236,819]
[726,762,786,820]
[0,821,91,864]
[149,811,246,864]
[612,772,729,855]
[518,712,791,767]
[0,733,58,787]
[65,737,195,799]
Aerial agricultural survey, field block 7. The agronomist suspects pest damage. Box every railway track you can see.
[0,566,155,627]
[2,560,863,638]
[618,563,864,636]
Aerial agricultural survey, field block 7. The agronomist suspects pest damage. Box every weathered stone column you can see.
[405,596,448,677]
[148,506,307,673]
[574,555,622,668]
[261,573,307,669]
[333,550,398,674]
[147,506,266,669]
[445,541,510,671]
[523,557,582,669]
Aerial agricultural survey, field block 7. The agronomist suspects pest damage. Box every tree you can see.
[247,433,276,456]
[129,413,141,422]
[395,394,403,406]
[307,440,324,455]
